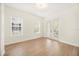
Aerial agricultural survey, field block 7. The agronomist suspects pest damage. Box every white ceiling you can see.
[5,3,79,19]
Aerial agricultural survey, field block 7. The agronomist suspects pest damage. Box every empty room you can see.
[0,3,79,56]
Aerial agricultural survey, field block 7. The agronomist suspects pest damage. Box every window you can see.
[12,22,21,32]
[11,16,23,32]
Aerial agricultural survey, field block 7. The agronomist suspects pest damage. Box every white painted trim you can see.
[5,36,41,46]
[49,37,79,47]
[58,39,79,47]
[1,3,5,56]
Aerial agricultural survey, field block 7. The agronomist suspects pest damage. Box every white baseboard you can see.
[5,36,41,46]
[58,39,79,47]
[47,37,79,47]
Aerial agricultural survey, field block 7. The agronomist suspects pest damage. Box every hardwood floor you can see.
[5,37,79,56]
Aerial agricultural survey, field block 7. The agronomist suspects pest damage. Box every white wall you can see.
[42,19,48,37]
[0,3,5,56]
[0,3,1,56]
[44,5,79,46]
[4,5,43,45]
[59,5,79,46]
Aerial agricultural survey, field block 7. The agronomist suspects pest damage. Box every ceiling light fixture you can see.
[35,3,48,9]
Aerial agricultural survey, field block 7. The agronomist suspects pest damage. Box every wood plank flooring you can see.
[5,37,79,56]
